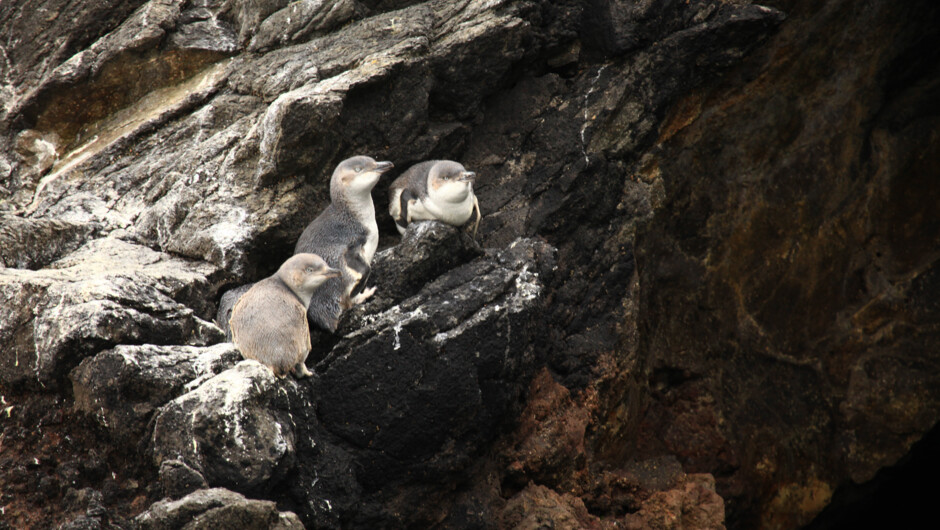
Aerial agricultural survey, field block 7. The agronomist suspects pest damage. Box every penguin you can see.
[294,155,394,332]
[388,160,481,236]
[229,253,341,378]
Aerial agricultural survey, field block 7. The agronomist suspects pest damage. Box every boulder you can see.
[150,361,297,493]
[70,343,241,445]
[134,487,303,530]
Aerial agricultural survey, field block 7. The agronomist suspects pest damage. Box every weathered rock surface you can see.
[153,233,553,527]
[1,0,937,528]
[70,343,241,445]
[0,214,100,269]
[150,361,297,493]
[630,1,940,526]
[0,237,223,390]
[134,487,303,530]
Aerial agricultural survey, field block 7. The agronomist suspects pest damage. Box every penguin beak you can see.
[374,161,394,174]
[458,171,476,182]
[324,267,342,279]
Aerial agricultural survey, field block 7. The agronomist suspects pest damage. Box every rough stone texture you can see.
[0,214,100,269]
[134,487,303,530]
[150,361,297,493]
[158,460,209,500]
[188,235,553,528]
[623,474,726,530]
[0,237,223,390]
[70,343,241,445]
[630,1,940,526]
[499,483,600,529]
[1,0,938,528]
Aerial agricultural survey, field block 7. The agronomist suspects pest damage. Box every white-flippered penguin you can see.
[294,155,394,332]
[229,253,340,378]
[388,160,481,236]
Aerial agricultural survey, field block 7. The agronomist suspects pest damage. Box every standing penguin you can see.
[295,155,394,332]
[229,253,340,378]
[388,160,481,236]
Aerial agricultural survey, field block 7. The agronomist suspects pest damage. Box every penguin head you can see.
[428,161,475,203]
[332,156,394,198]
[279,253,342,297]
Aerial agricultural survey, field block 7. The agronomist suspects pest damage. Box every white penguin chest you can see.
[363,217,378,263]
[419,193,475,226]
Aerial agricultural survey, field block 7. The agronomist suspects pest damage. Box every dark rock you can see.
[216,220,482,341]
[631,1,940,526]
[499,483,599,530]
[1,0,937,528]
[364,220,484,310]
[70,343,241,445]
[286,237,554,527]
[159,460,209,500]
[215,283,254,340]
[150,361,298,493]
[58,515,105,530]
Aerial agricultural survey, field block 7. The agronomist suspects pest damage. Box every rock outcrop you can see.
[1,0,937,528]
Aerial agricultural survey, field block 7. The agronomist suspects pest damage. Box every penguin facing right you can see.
[388,160,481,236]
[229,253,340,378]
[294,155,394,332]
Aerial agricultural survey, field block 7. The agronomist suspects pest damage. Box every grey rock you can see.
[135,487,302,530]
[1,0,936,528]
[249,0,361,53]
[159,459,209,499]
[168,17,239,54]
[58,515,105,530]
[70,343,241,445]
[0,214,100,269]
[215,220,481,341]
[0,237,223,390]
[150,361,297,492]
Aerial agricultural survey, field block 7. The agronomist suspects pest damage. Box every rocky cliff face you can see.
[1,0,937,528]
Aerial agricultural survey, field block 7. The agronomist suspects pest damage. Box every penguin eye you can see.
[305,267,314,274]
[355,166,363,173]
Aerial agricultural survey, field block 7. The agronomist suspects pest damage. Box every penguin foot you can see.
[292,362,313,378]
[350,286,376,305]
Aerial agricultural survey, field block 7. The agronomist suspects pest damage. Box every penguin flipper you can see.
[306,284,343,333]
[399,189,417,228]
[345,244,371,299]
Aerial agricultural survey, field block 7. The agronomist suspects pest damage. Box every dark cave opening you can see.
[803,420,940,529]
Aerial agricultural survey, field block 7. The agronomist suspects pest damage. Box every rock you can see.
[59,515,105,530]
[288,237,555,526]
[159,459,209,500]
[134,487,303,530]
[248,0,360,53]
[1,0,938,527]
[215,283,254,340]
[216,221,482,340]
[0,214,99,269]
[364,220,484,310]
[632,0,940,524]
[70,343,241,445]
[0,237,223,390]
[150,361,297,493]
[623,474,725,530]
[502,368,591,489]
[500,483,599,530]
